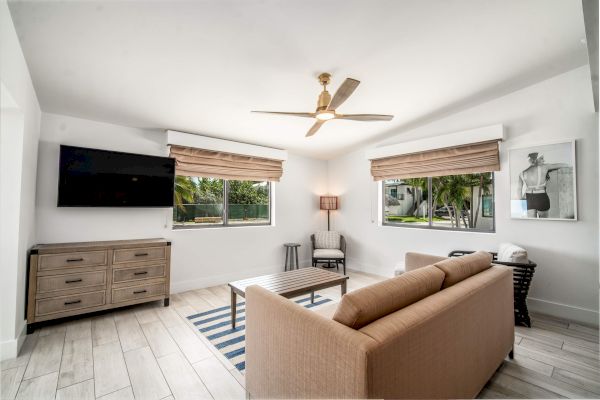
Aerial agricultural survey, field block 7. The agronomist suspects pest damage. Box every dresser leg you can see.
[163,298,170,307]
[27,323,36,334]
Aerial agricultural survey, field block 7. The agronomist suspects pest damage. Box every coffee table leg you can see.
[341,280,347,296]
[231,289,237,329]
[310,291,314,304]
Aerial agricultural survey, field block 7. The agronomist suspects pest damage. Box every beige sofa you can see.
[245,251,514,399]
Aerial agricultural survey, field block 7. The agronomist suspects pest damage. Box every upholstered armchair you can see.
[311,231,346,274]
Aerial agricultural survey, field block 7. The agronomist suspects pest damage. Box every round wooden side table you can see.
[284,243,301,271]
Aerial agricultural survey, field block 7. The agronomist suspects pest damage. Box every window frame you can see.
[172,179,272,230]
[381,174,495,233]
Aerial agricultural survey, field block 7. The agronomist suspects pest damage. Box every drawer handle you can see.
[133,290,147,294]
[66,258,84,262]
[65,278,83,283]
[64,300,81,305]
[134,271,148,276]
[135,253,149,257]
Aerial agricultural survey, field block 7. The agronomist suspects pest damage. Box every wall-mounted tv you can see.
[58,145,175,207]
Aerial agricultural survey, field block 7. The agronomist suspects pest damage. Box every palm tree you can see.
[466,173,493,228]
[403,177,427,217]
[174,176,196,213]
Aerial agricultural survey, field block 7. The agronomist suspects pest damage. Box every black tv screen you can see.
[58,145,175,207]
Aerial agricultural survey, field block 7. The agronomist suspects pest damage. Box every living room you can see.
[1,1,599,399]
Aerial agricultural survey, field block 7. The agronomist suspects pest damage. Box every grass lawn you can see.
[386,216,446,223]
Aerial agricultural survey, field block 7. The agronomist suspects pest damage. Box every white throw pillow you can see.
[497,243,528,264]
[314,231,341,249]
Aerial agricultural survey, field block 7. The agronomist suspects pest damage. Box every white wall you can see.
[328,66,599,326]
[0,2,41,360]
[36,113,329,293]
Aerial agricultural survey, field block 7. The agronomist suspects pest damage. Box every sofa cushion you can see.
[314,231,341,249]
[332,265,445,329]
[433,251,492,289]
[314,249,344,258]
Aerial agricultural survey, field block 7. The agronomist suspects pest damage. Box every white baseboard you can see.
[0,321,26,362]
[170,260,312,293]
[527,297,599,327]
[346,257,393,278]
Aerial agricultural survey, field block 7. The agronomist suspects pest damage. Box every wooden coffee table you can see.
[227,267,348,328]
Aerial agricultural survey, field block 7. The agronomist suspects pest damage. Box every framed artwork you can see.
[482,195,493,218]
[509,140,577,220]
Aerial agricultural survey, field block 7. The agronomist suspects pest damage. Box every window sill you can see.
[381,223,495,234]
[172,223,273,231]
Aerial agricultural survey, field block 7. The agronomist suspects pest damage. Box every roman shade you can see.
[169,145,284,181]
[370,141,500,180]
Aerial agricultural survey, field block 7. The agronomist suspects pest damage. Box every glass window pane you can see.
[173,177,224,227]
[383,178,429,225]
[227,180,270,225]
[431,173,494,230]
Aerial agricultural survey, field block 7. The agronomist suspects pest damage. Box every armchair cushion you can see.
[314,249,344,259]
[314,231,341,249]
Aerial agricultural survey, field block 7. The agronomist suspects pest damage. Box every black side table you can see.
[284,243,301,271]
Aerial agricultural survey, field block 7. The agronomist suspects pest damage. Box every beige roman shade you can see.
[370,141,500,180]
[169,145,284,181]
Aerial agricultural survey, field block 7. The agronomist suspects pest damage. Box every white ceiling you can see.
[8,0,588,159]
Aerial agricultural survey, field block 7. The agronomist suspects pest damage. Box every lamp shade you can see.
[320,196,338,210]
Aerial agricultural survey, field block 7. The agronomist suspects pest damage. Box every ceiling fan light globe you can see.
[316,112,335,121]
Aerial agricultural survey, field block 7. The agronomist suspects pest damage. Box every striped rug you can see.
[187,294,333,373]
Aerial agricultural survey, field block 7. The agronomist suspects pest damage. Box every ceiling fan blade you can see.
[327,78,360,111]
[336,113,394,121]
[306,120,325,137]
[252,111,316,118]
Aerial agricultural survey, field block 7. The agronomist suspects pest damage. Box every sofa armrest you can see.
[405,252,448,272]
[245,285,376,399]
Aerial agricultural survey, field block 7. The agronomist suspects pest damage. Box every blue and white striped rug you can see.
[186,294,333,373]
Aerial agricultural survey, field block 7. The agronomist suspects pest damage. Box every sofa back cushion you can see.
[434,251,492,289]
[314,231,341,249]
[332,265,445,329]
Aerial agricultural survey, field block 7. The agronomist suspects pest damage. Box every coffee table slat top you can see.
[228,267,347,296]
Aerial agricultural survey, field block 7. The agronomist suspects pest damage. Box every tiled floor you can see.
[1,270,598,399]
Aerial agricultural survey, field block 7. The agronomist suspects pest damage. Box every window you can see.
[383,173,494,232]
[173,176,271,228]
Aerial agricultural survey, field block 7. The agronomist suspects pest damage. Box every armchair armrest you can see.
[245,286,376,399]
[340,235,346,255]
[310,234,316,255]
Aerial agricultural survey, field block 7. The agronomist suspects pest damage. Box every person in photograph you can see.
[517,152,570,218]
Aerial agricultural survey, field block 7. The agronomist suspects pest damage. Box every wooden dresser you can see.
[27,238,171,333]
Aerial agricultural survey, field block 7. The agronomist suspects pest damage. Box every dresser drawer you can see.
[113,264,165,284]
[36,291,106,316]
[113,247,166,264]
[38,250,108,271]
[112,282,165,303]
[37,271,107,294]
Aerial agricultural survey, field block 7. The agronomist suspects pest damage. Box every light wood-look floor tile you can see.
[16,371,58,400]
[114,311,148,352]
[1,366,26,400]
[55,378,95,400]
[158,352,212,399]
[123,346,171,400]
[58,336,93,388]
[92,315,119,347]
[140,320,180,357]
[23,332,65,380]
[92,341,130,398]
[64,319,92,342]
[96,386,134,400]
[166,323,213,364]
[192,357,245,400]
[1,333,38,371]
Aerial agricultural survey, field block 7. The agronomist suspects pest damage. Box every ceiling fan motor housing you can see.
[317,90,332,111]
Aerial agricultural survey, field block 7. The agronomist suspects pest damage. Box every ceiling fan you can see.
[252,73,394,137]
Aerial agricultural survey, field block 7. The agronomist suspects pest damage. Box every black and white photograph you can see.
[509,140,577,220]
